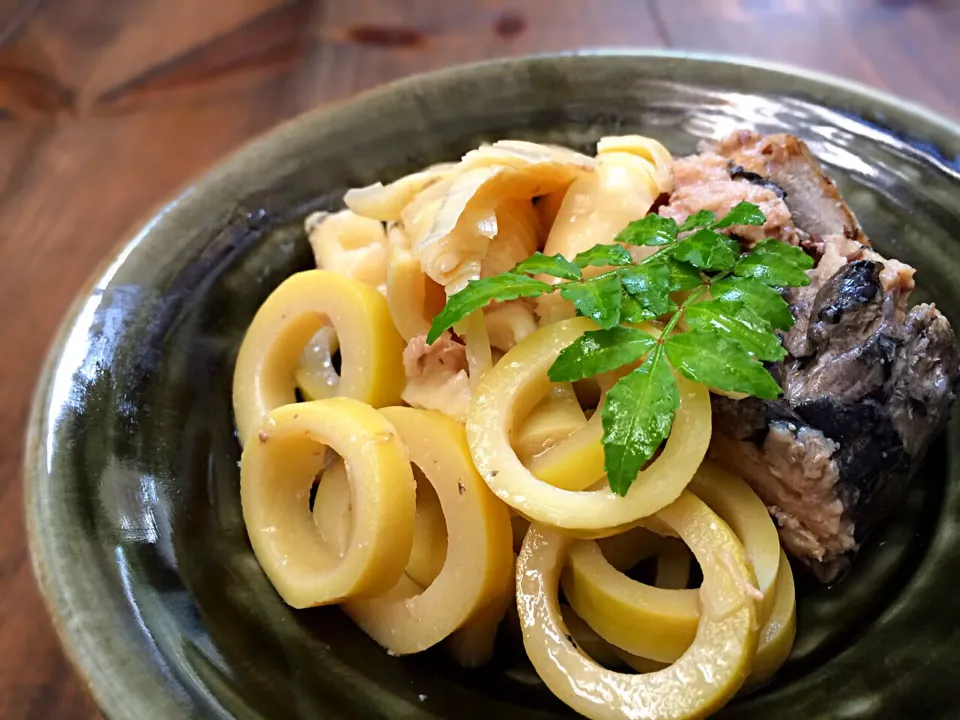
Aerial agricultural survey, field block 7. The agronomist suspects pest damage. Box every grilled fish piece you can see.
[663,131,960,582]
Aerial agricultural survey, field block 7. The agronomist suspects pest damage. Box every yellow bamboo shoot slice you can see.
[447,557,515,668]
[564,468,776,663]
[467,318,711,532]
[654,539,692,590]
[312,457,351,554]
[562,539,699,663]
[689,462,781,625]
[512,383,587,464]
[510,513,530,554]
[241,399,416,608]
[294,326,340,401]
[314,456,448,591]
[745,550,796,689]
[344,407,514,655]
[560,604,623,669]
[233,270,406,445]
[406,468,448,588]
[516,492,758,720]
[595,527,692,591]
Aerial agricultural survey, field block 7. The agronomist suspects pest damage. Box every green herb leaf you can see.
[664,329,782,399]
[715,201,767,229]
[672,228,740,271]
[560,274,622,328]
[549,327,657,382]
[620,291,656,324]
[619,263,675,318]
[678,210,718,233]
[684,299,787,362]
[711,276,794,330]
[616,214,679,247]
[601,346,679,496]
[648,256,703,291]
[735,238,813,287]
[427,273,552,343]
[513,251,582,281]
[574,243,635,268]
[749,238,815,269]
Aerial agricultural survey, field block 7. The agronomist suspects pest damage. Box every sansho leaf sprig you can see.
[427,201,813,496]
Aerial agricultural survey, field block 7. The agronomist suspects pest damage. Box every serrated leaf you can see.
[616,214,679,247]
[672,228,740,271]
[513,251,582,281]
[427,273,552,343]
[619,263,674,317]
[549,327,657,382]
[735,253,811,288]
[620,290,657,324]
[749,238,815,269]
[664,329,782,400]
[601,346,679,496]
[684,298,787,362]
[574,243,635,268]
[711,276,794,330]
[648,256,703,291]
[678,210,718,233]
[560,274,622,328]
[715,200,767,228]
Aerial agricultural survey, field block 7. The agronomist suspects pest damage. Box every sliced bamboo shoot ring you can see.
[745,549,796,689]
[233,270,406,444]
[562,539,699,663]
[447,556,516,668]
[241,398,416,608]
[516,492,758,720]
[313,457,447,589]
[344,407,514,655]
[467,317,711,532]
[689,462,781,625]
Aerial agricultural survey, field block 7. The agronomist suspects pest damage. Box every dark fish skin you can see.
[694,132,960,582]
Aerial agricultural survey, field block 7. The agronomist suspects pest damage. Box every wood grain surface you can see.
[1,1,957,717]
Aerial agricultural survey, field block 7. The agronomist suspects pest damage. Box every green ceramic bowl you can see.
[26,51,960,719]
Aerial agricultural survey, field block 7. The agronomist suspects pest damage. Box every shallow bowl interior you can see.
[26,51,960,720]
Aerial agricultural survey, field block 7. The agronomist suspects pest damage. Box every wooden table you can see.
[1,1,957,717]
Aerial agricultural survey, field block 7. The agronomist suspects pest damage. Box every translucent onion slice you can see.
[484,300,539,353]
[233,270,406,445]
[344,407,514,655]
[689,462,781,625]
[385,224,446,341]
[516,492,758,720]
[344,162,456,222]
[306,210,388,293]
[467,317,711,533]
[596,135,674,195]
[241,399,416,608]
[405,143,594,293]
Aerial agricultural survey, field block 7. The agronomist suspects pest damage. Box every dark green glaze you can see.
[25,51,960,719]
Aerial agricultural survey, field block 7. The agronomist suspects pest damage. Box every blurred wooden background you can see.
[0,0,957,717]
